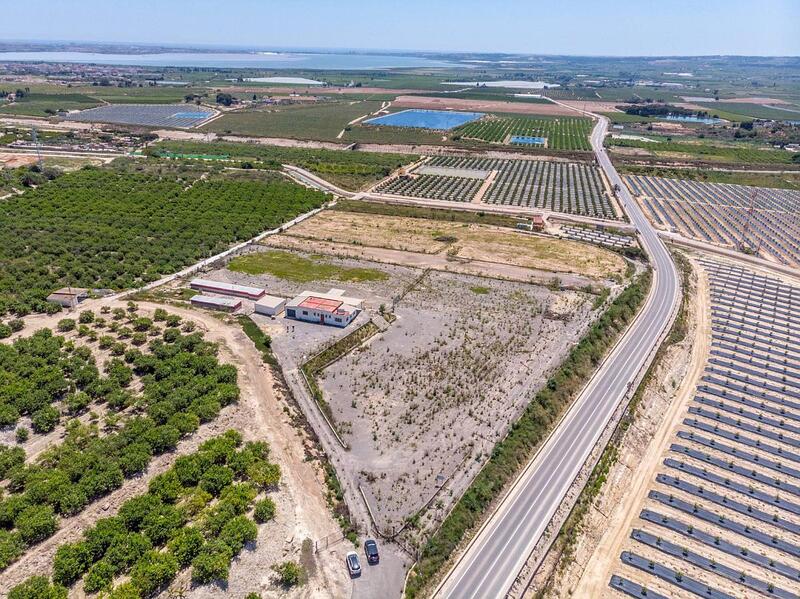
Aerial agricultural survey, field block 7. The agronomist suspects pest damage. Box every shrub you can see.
[104,532,152,573]
[79,310,95,324]
[0,529,24,569]
[0,324,11,339]
[141,504,184,545]
[8,319,24,332]
[253,497,276,523]
[167,526,204,566]
[83,516,127,560]
[15,504,57,544]
[219,515,257,553]
[0,445,25,477]
[130,550,179,596]
[31,405,60,434]
[119,495,163,531]
[199,465,234,496]
[248,461,281,490]
[273,560,304,587]
[15,427,28,443]
[148,470,183,504]
[191,541,233,583]
[9,576,67,599]
[84,559,115,593]
[56,319,76,332]
[52,541,92,585]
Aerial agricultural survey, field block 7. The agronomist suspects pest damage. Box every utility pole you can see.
[31,126,43,169]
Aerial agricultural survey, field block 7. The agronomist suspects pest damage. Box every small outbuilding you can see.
[254,295,286,316]
[190,278,265,300]
[47,287,89,309]
[190,294,241,312]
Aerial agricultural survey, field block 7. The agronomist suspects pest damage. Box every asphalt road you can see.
[435,115,680,599]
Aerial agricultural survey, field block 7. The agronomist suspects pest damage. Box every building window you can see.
[335,317,342,323]
[287,309,296,317]
[302,310,308,316]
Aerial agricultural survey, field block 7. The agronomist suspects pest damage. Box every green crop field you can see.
[694,101,800,120]
[228,249,388,283]
[0,168,327,315]
[150,140,417,190]
[607,137,795,164]
[0,92,101,116]
[455,116,593,151]
[202,100,382,140]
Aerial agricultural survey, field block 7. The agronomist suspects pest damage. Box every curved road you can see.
[434,116,681,598]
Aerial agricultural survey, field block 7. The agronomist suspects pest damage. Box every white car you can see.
[346,551,362,578]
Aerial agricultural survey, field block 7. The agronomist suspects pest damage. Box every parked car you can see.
[364,539,379,564]
[346,551,362,577]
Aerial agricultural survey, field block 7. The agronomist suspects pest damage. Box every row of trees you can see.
[0,325,239,571]
[10,430,280,598]
[0,167,328,316]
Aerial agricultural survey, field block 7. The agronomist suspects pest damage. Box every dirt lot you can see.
[392,95,577,116]
[319,271,597,532]
[279,210,626,281]
[0,303,350,598]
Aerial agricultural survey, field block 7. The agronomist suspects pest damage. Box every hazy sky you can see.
[1,0,798,56]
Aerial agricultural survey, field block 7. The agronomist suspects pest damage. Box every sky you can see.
[1,0,798,57]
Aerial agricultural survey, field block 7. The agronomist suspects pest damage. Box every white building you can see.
[254,295,286,316]
[285,289,363,327]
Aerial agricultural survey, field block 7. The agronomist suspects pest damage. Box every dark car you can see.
[346,551,361,577]
[364,539,379,564]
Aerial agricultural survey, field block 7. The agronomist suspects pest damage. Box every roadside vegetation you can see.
[0,167,327,316]
[404,269,652,598]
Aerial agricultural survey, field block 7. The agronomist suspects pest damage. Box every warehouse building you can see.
[189,278,265,300]
[285,289,363,327]
[254,295,286,316]
[190,294,241,312]
[47,287,89,309]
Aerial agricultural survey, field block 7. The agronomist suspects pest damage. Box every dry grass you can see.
[283,210,626,279]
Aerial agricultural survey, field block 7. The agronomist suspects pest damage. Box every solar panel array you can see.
[626,175,800,268]
[64,104,215,129]
[610,260,800,598]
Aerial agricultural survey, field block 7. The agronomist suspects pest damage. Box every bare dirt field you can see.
[391,95,577,116]
[0,302,350,598]
[0,152,38,168]
[277,210,626,281]
[319,271,597,533]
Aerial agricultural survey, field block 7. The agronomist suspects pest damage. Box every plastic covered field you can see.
[364,109,483,130]
[510,135,546,145]
[64,104,215,128]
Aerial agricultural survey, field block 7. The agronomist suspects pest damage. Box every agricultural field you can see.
[202,100,383,140]
[0,302,348,596]
[609,261,800,599]
[0,166,327,315]
[0,92,101,117]
[455,115,593,151]
[693,101,800,121]
[389,155,619,219]
[627,175,800,267]
[608,137,796,165]
[149,140,416,190]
